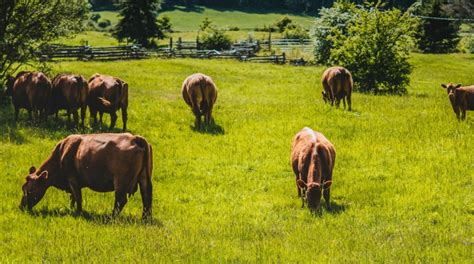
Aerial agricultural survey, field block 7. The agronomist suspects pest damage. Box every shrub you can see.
[228,26,240,31]
[200,17,213,31]
[90,13,101,22]
[274,16,293,33]
[199,26,232,50]
[328,2,420,94]
[283,24,309,39]
[158,15,173,34]
[313,0,356,64]
[98,19,111,29]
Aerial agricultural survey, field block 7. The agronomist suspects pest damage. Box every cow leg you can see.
[139,177,153,220]
[72,110,79,127]
[68,179,82,214]
[67,110,71,123]
[112,191,128,217]
[99,111,104,123]
[323,188,331,210]
[461,108,466,120]
[80,105,86,127]
[121,107,128,131]
[70,194,76,209]
[90,108,98,125]
[110,112,118,130]
[28,110,33,122]
[205,110,212,126]
[347,94,352,111]
[342,96,346,109]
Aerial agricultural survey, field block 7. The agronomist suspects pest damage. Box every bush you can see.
[158,15,173,34]
[274,16,293,33]
[327,2,419,94]
[313,1,356,64]
[283,24,309,39]
[90,13,101,22]
[199,26,232,50]
[227,26,240,31]
[200,17,213,31]
[98,19,111,28]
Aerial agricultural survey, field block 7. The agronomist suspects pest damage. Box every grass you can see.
[92,6,315,32]
[0,53,472,262]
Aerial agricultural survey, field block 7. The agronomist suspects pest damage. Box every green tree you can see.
[0,0,88,89]
[114,0,164,47]
[313,0,356,64]
[328,2,419,94]
[417,0,460,53]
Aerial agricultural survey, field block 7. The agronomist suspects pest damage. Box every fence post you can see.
[196,35,200,50]
[282,52,286,64]
[268,30,272,51]
[169,37,173,50]
[178,37,182,50]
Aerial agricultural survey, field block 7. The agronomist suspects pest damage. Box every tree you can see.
[114,0,164,47]
[313,0,356,64]
[199,18,232,51]
[417,0,460,53]
[327,2,419,94]
[0,0,88,90]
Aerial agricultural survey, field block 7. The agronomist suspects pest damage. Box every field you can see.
[0,53,473,262]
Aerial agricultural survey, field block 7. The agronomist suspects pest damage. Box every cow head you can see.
[20,166,49,210]
[4,75,15,96]
[441,83,462,98]
[297,180,322,210]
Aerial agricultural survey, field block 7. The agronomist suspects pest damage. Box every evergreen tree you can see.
[114,0,163,47]
[417,0,460,53]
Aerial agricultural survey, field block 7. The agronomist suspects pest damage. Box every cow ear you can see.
[38,171,48,180]
[297,179,307,189]
[441,84,447,89]
[323,180,332,189]
[29,166,36,174]
[455,84,462,88]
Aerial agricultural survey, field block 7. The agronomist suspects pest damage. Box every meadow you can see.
[0,53,472,262]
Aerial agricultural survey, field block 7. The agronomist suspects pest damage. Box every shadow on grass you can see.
[0,103,128,144]
[307,200,347,218]
[162,4,312,16]
[191,122,225,135]
[28,207,162,226]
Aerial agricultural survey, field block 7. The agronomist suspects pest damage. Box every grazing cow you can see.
[88,74,128,131]
[181,73,218,128]
[291,127,336,211]
[51,73,89,127]
[441,83,474,121]
[20,133,153,219]
[5,71,52,122]
[321,66,353,111]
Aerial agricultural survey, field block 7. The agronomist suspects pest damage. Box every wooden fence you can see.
[38,45,149,61]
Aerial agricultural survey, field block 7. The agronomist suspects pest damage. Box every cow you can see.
[88,74,128,131]
[321,66,353,111]
[441,83,474,121]
[291,127,336,211]
[5,71,52,122]
[20,133,153,219]
[181,73,218,128]
[51,73,89,127]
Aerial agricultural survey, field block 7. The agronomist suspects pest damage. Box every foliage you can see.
[98,19,112,29]
[90,13,101,22]
[114,0,164,47]
[328,2,419,94]
[443,0,474,19]
[313,0,356,64]
[158,15,173,34]
[274,16,293,33]
[199,17,213,31]
[0,0,88,90]
[199,25,232,50]
[0,54,472,262]
[282,24,309,39]
[416,0,461,53]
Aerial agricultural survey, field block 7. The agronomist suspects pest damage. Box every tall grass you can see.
[0,53,472,262]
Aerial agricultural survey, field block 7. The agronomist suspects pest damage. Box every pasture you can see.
[0,53,472,262]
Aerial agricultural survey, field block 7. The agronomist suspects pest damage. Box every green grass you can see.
[0,53,473,262]
[92,6,315,32]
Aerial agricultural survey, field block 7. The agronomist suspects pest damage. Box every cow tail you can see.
[199,76,209,113]
[131,136,153,197]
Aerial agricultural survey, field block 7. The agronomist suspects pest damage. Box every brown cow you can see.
[322,66,353,111]
[88,74,128,131]
[181,73,218,128]
[20,133,153,219]
[291,127,336,211]
[51,74,89,127]
[441,83,474,121]
[5,71,52,122]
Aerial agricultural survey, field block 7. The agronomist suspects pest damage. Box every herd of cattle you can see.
[4,66,473,219]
